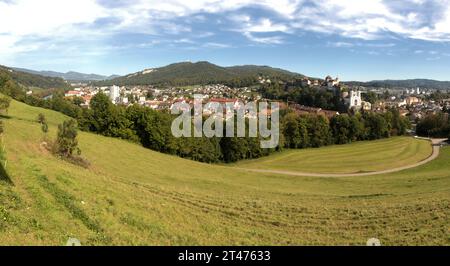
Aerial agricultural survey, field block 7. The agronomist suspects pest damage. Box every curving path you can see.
[234,138,448,177]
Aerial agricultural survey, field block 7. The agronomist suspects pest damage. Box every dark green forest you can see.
[96,61,302,87]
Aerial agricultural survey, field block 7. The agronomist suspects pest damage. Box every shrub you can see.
[56,119,80,158]
[0,95,11,114]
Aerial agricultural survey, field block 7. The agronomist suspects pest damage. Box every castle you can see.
[298,75,372,111]
[322,76,371,111]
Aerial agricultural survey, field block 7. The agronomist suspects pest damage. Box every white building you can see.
[345,90,362,110]
[349,90,362,108]
[362,101,372,111]
[65,90,83,97]
[325,75,340,88]
[110,85,120,103]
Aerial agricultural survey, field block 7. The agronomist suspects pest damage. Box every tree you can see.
[37,113,46,124]
[416,112,450,138]
[386,108,410,136]
[146,90,154,100]
[306,115,332,147]
[89,92,113,133]
[37,113,49,134]
[282,113,302,148]
[363,91,378,104]
[56,119,80,157]
[1,79,25,100]
[0,95,11,114]
[41,122,49,134]
[363,112,389,140]
[295,117,310,148]
[330,114,351,144]
[349,114,365,141]
[72,96,85,106]
[220,136,247,163]
[282,114,310,149]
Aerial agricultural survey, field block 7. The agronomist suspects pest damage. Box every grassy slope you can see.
[235,137,432,174]
[0,99,449,245]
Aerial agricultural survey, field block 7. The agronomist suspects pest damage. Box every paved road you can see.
[235,138,448,178]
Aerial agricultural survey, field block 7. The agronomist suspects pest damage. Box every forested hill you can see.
[346,79,450,89]
[96,61,303,87]
[0,65,69,89]
[12,67,120,81]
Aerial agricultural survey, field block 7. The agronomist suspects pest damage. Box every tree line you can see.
[260,81,348,112]
[416,112,450,139]
[282,108,410,149]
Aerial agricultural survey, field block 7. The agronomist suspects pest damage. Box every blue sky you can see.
[1,0,450,81]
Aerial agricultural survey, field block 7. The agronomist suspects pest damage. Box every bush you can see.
[55,119,80,158]
[0,95,11,114]
[46,119,89,168]
[37,113,49,134]
[37,113,46,124]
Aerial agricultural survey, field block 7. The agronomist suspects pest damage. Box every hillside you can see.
[0,65,69,89]
[98,61,302,86]
[346,79,450,89]
[12,67,119,81]
[0,99,449,245]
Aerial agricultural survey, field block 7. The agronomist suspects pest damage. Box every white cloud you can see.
[2,0,450,64]
[242,18,290,33]
[243,32,284,44]
[174,38,195,44]
[0,0,302,60]
[292,0,450,41]
[203,42,232,48]
[327,41,395,48]
[328,42,354,48]
[0,0,106,36]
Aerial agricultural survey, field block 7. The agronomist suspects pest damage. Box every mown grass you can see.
[0,98,449,245]
[234,137,432,174]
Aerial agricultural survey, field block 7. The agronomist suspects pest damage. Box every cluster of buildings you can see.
[64,84,259,111]
[350,86,450,122]
[374,95,449,121]
[64,85,150,107]
[295,75,450,122]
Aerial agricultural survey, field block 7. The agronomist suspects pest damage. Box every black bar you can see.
[0,246,449,265]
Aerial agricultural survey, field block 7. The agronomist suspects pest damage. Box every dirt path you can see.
[234,138,448,178]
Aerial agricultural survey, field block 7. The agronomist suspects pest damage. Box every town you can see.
[61,75,450,125]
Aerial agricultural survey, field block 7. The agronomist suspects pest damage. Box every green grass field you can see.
[234,137,432,174]
[0,99,449,245]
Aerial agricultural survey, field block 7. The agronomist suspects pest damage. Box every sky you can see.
[1,0,450,81]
